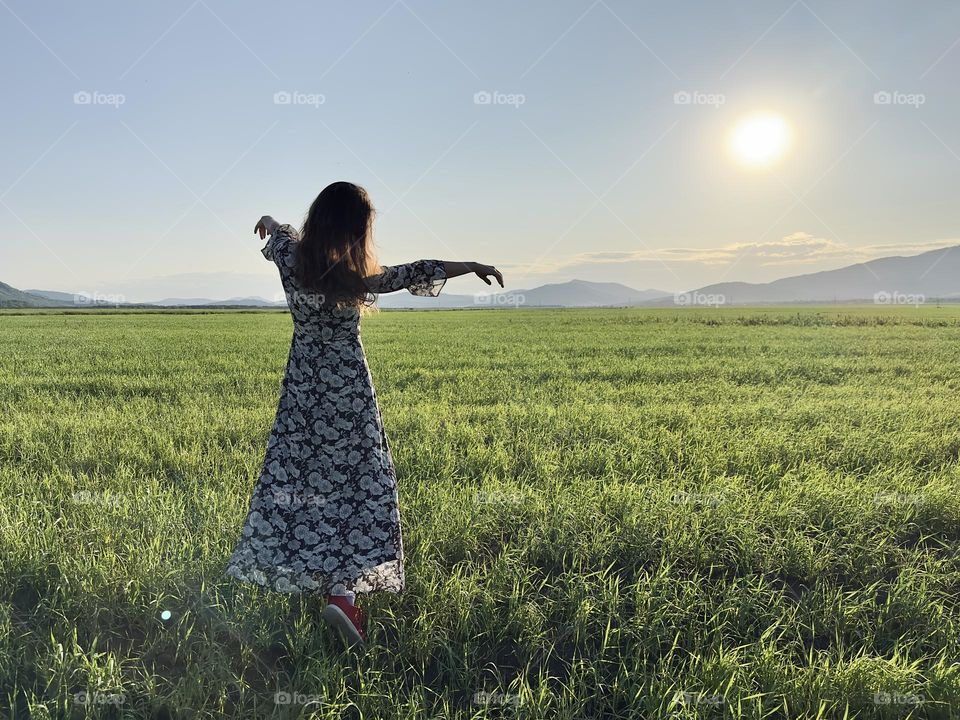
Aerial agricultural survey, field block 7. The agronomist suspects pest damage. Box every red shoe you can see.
[322,595,366,646]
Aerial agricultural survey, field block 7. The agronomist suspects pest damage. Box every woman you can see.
[226,181,503,646]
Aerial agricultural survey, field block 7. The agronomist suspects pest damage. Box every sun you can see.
[728,113,792,168]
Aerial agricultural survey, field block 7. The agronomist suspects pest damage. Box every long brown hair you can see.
[295,182,379,308]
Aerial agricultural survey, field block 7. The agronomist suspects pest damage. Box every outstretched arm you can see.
[441,261,504,288]
[366,260,503,296]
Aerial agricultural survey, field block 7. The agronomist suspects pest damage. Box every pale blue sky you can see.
[2,1,959,300]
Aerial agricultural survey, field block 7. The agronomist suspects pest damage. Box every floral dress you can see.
[226,224,446,596]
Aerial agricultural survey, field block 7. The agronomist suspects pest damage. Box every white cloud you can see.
[516,234,959,275]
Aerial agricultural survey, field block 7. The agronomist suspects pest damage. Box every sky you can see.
[2,0,959,301]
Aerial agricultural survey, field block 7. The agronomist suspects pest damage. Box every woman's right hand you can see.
[254,215,280,240]
[470,262,504,287]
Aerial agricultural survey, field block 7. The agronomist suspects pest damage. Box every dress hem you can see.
[224,565,404,597]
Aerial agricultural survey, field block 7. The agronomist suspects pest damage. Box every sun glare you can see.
[728,113,792,168]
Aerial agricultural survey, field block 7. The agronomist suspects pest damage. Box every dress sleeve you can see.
[261,224,300,266]
[365,260,447,296]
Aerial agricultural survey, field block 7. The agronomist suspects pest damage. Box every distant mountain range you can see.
[11,280,669,309]
[1,282,72,308]
[4,244,960,309]
[21,289,282,308]
[376,279,669,309]
[664,244,960,305]
[21,289,75,304]
[144,296,278,307]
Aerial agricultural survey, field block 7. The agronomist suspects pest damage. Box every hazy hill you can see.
[12,245,960,309]
[0,282,71,308]
[672,245,960,305]
[25,289,77,303]
[377,279,669,309]
[148,296,279,307]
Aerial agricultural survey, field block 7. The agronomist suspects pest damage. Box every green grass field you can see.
[1,307,958,719]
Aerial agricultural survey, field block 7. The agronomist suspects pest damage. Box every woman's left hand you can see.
[254,215,280,239]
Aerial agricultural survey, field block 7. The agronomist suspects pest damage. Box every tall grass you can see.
[0,308,958,718]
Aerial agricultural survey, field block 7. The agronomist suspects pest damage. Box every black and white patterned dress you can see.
[226,224,446,596]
